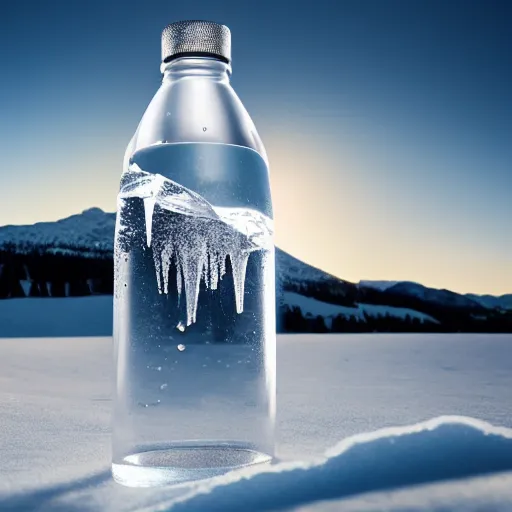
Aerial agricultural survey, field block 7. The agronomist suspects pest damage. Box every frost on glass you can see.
[116,163,274,327]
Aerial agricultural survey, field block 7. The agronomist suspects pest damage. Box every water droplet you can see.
[160,383,168,390]
[176,322,185,332]
[237,360,242,364]
[157,399,161,404]
[217,359,222,363]
[202,364,207,368]
[156,366,162,371]
[226,364,230,368]
[124,283,127,287]
[166,112,171,116]
[177,344,186,352]
[202,127,207,132]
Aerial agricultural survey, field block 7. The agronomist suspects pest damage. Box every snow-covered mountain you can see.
[359,280,512,312]
[0,207,114,258]
[0,208,510,335]
[466,293,512,311]
[385,281,482,310]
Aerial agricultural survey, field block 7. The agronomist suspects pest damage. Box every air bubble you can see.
[160,383,168,390]
[202,127,207,132]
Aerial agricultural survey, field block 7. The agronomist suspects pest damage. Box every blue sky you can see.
[1,0,510,294]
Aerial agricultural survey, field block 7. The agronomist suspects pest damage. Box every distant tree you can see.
[312,315,328,333]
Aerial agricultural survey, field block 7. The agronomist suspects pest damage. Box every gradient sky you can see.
[1,0,510,294]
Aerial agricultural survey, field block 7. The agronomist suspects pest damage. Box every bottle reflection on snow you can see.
[112,21,276,487]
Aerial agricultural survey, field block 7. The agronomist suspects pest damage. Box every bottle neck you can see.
[161,57,232,83]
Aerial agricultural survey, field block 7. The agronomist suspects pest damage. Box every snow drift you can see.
[153,416,512,512]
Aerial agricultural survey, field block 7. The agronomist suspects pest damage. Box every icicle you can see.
[182,241,207,326]
[203,253,210,289]
[161,242,173,294]
[219,252,227,280]
[153,248,162,293]
[176,260,182,306]
[230,251,250,314]
[209,252,219,291]
[143,197,156,247]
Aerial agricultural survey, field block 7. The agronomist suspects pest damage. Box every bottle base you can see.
[112,443,272,487]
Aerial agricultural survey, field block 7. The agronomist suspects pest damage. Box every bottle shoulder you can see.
[127,79,268,167]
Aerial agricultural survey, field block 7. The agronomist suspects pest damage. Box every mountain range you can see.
[361,280,512,312]
[0,208,510,335]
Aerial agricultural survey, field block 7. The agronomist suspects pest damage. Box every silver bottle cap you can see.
[161,20,231,64]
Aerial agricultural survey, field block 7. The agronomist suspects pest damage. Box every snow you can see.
[284,291,438,324]
[151,416,512,512]
[359,303,438,323]
[0,297,113,337]
[1,333,511,511]
[19,279,31,296]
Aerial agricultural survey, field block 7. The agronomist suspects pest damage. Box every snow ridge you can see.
[284,292,439,326]
[148,416,512,512]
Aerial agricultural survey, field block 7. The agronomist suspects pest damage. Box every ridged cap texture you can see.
[161,20,231,63]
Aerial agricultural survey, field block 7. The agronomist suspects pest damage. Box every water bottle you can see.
[112,20,276,487]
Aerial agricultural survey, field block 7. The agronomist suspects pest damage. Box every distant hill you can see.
[362,280,512,312]
[466,293,512,312]
[0,208,510,336]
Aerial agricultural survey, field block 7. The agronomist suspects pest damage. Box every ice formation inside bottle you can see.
[116,163,274,327]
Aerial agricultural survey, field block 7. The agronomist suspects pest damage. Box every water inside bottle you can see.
[112,143,276,486]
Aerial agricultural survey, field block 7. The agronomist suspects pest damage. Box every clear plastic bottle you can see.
[112,20,276,487]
